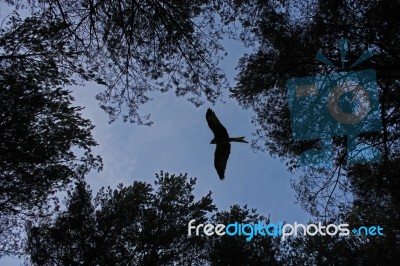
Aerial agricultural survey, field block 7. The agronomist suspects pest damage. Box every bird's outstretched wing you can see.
[214,142,231,180]
[206,108,229,139]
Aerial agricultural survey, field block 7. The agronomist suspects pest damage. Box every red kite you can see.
[206,108,248,180]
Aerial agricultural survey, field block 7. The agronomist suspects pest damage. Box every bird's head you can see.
[210,138,217,144]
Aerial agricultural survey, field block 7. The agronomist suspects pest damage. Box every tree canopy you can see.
[228,0,400,222]
[0,10,102,256]
[222,0,400,261]
[26,172,283,265]
[26,172,215,265]
[3,0,229,125]
[1,0,399,263]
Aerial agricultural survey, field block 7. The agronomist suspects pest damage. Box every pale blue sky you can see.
[69,37,310,224]
[0,5,310,265]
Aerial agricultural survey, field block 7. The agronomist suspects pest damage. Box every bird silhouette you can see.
[206,108,248,180]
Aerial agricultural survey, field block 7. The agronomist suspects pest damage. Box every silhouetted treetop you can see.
[27,172,215,265]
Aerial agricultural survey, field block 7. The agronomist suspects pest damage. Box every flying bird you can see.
[206,108,248,180]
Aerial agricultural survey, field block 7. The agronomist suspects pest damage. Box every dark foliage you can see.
[0,11,102,256]
[208,204,279,265]
[3,0,399,263]
[26,172,215,265]
[4,0,229,125]
[221,0,400,262]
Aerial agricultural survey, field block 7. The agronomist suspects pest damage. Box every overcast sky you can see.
[1,6,310,264]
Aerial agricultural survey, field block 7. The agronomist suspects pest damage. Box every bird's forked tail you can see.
[229,137,248,143]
